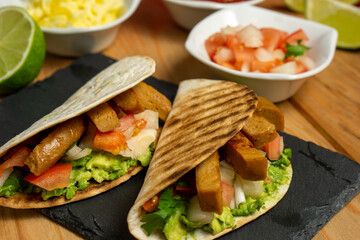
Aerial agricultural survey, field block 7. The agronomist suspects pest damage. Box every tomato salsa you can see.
[205,24,315,74]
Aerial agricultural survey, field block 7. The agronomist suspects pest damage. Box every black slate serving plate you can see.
[1,54,359,240]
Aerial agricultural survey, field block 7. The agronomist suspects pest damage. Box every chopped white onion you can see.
[120,128,157,159]
[134,110,159,129]
[280,136,284,153]
[219,161,235,186]
[255,48,275,62]
[221,25,243,35]
[63,145,92,161]
[273,49,285,60]
[270,61,297,74]
[0,167,13,188]
[187,196,214,224]
[240,178,264,198]
[234,174,246,206]
[297,55,316,70]
[237,24,263,48]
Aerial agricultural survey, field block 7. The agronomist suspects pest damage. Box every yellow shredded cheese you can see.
[27,0,126,28]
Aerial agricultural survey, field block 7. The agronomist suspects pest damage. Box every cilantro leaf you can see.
[285,40,310,59]
[141,187,184,235]
[141,211,167,235]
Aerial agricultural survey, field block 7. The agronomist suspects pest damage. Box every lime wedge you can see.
[284,0,359,13]
[0,6,46,94]
[284,0,306,13]
[305,0,360,49]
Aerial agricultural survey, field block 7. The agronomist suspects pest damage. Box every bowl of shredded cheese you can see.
[16,0,141,56]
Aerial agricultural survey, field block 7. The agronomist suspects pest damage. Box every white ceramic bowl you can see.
[162,0,263,30]
[31,0,140,57]
[185,5,338,102]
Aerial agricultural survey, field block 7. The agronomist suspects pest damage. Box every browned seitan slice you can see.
[222,131,268,181]
[254,96,284,132]
[86,102,120,132]
[113,82,171,121]
[196,151,223,214]
[241,114,277,148]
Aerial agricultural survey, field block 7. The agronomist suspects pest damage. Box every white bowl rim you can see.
[40,0,141,34]
[185,5,338,81]
[162,0,263,10]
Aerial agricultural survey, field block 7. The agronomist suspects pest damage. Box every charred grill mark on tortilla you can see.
[154,107,254,161]
[174,87,254,116]
[24,116,86,176]
[183,82,251,104]
[159,98,256,144]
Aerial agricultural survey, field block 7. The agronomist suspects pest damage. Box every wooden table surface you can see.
[1,0,359,239]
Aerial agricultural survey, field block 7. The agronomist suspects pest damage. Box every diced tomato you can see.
[116,114,135,132]
[0,145,31,177]
[280,29,309,51]
[220,62,236,70]
[24,163,72,191]
[175,185,197,196]
[142,193,160,212]
[93,130,127,155]
[232,46,256,64]
[221,181,234,207]
[261,28,283,51]
[251,59,281,73]
[263,132,283,160]
[226,34,241,49]
[205,33,227,58]
[133,118,147,136]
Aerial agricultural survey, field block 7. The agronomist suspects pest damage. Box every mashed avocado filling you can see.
[141,149,292,240]
[0,146,154,200]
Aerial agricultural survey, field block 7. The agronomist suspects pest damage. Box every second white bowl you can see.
[185,5,338,102]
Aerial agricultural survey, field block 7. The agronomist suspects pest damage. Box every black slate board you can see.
[1,54,359,240]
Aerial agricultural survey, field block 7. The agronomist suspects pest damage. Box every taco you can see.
[127,79,292,240]
[0,56,172,209]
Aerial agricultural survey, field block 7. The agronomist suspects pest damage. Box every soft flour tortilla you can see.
[128,79,274,239]
[0,56,155,208]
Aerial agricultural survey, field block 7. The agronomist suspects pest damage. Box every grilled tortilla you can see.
[127,79,292,240]
[0,56,171,209]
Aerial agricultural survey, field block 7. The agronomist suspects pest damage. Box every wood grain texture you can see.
[1,0,359,239]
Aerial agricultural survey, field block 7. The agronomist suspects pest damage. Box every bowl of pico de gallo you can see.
[162,0,263,30]
[185,5,338,102]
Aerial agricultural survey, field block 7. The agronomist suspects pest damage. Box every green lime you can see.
[284,0,306,13]
[305,0,360,49]
[284,0,359,13]
[0,6,46,94]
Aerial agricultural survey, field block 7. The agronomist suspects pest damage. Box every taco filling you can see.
[140,135,292,239]
[0,80,171,202]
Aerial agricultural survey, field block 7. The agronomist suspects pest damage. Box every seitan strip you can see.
[241,114,277,148]
[86,102,120,132]
[222,131,268,181]
[25,116,86,176]
[196,151,223,214]
[112,82,171,121]
[254,96,284,132]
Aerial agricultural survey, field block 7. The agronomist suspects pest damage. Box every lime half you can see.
[0,6,46,94]
[305,0,360,49]
[284,0,306,13]
[285,0,359,13]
